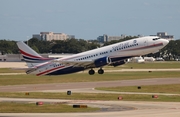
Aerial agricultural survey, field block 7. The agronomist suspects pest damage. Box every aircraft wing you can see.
[53,56,111,68]
[53,60,94,68]
[11,68,32,70]
[11,67,37,74]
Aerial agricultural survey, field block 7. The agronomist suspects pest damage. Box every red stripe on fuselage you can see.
[36,65,66,76]
[109,43,163,58]
[122,43,163,51]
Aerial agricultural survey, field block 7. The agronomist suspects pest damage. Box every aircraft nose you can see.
[162,39,169,46]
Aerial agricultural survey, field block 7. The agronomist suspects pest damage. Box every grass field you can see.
[0,61,180,73]
[0,71,180,85]
[1,83,180,112]
[1,83,180,101]
[115,61,180,69]
[0,93,179,113]
[0,68,25,73]
[0,62,180,86]
[0,91,179,102]
[96,84,180,94]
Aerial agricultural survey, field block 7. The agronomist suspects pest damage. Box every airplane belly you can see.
[46,66,85,75]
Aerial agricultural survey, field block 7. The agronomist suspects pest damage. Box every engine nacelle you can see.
[94,57,111,68]
[110,60,127,67]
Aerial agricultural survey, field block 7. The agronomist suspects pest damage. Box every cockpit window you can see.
[153,38,160,41]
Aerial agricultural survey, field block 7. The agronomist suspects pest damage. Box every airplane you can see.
[16,36,169,76]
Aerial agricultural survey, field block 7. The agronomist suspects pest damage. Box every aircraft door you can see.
[142,39,149,54]
[144,39,148,47]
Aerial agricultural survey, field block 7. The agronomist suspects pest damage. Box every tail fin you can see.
[17,41,52,67]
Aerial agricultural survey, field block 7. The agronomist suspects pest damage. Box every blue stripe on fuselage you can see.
[23,56,40,61]
[46,66,85,75]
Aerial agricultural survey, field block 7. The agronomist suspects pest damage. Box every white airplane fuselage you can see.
[22,36,169,76]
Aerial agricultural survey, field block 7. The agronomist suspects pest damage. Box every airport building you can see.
[98,32,174,43]
[151,32,174,41]
[33,32,75,41]
[0,54,73,62]
[97,34,127,43]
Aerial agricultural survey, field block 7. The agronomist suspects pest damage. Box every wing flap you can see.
[11,67,37,74]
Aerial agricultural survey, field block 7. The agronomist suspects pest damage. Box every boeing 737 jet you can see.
[16,36,169,76]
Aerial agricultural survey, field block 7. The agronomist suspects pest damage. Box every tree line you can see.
[0,38,100,54]
[0,37,180,60]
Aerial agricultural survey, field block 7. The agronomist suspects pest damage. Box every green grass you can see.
[0,91,179,113]
[96,84,180,94]
[1,62,180,73]
[130,61,180,69]
[0,68,25,73]
[0,102,99,113]
[0,62,180,86]
[0,92,180,102]
[106,61,180,69]
[0,71,180,85]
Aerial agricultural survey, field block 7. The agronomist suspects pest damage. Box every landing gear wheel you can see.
[89,69,95,75]
[98,69,104,74]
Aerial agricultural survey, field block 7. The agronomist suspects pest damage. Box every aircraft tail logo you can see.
[17,41,53,67]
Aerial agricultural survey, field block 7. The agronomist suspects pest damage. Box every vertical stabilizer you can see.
[17,41,52,67]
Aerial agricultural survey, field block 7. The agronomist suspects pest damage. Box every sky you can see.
[0,0,180,41]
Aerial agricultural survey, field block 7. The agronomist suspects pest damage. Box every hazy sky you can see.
[0,0,180,41]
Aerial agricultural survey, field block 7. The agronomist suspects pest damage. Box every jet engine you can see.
[94,57,111,68]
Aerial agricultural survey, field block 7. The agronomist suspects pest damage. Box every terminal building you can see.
[0,54,73,62]
[97,32,174,43]
[97,34,126,43]
[151,32,174,41]
[33,32,75,41]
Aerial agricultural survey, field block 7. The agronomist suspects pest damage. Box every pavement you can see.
[0,62,27,68]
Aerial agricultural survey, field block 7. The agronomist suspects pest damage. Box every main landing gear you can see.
[89,69,95,75]
[88,68,104,75]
